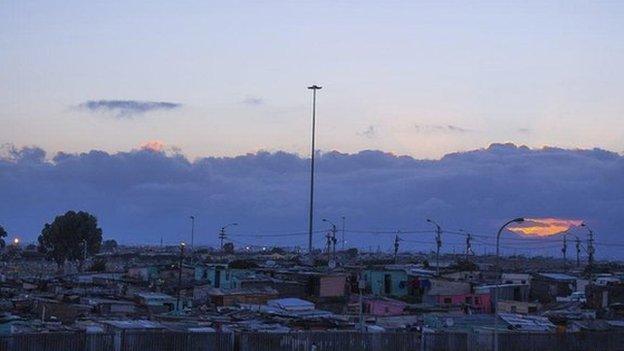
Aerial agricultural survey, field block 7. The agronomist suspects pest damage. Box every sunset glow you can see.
[508,218,583,237]
[140,140,165,152]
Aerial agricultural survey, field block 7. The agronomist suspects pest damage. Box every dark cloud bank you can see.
[1,143,623,258]
[79,100,181,118]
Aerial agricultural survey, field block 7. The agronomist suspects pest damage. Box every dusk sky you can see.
[1,2,624,257]
[2,1,623,158]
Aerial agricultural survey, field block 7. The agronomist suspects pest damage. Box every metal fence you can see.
[2,330,624,351]
[422,331,624,351]
[0,332,113,351]
[237,331,421,351]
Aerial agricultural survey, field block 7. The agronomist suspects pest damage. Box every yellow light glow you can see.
[508,218,582,237]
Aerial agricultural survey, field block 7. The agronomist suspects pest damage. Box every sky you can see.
[1,2,624,257]
[1,1,623,159]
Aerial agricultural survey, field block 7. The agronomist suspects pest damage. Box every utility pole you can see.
[189,216,195,253]
[576,237,581,268]
[219,227,226,250]
[358,272,365,333]
[562,234,567,272]
[176,242,185,313]
[307,85,322,254]
[219,223,238,251]
[582,223,595,281]
[427,219,442,276]
[341,216,346,250]
[465,234,472,259]
[393,232,401,264]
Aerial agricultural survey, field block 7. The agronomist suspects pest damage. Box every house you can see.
[475,283,529,313]
[267,298,315,312]
[81,297,138,315]
[134,292,177,313]
[208,287,278,307]
[497,300,541,314]
[362,297,406,316]
[442,271,482,283]
[127,266,159,281]
[531,273,576,303]
[586,281,624,312]
[424,279,491,313]
[363,268,409,297]
[501,273,531,285]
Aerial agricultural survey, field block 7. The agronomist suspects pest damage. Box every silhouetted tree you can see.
[102,239,118,252]
[0,225,7,249]
[38,211,103,271]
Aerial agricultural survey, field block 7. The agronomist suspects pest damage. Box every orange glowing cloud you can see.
[508,218,583,237]
[140,140,165,152]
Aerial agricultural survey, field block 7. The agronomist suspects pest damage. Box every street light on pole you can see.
[219,223,238,250]
[176,242,186,313]
[426,219,442,276]
[494,217,524,351]
[189,215,195,253]
[307,85,322,254]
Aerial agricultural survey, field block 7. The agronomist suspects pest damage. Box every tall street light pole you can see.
[189,215,195,253]
[341,216,346,251]
[307,85,322,254]
[426,219,442,276]
[494,217,525,351]
[176,242,186,313]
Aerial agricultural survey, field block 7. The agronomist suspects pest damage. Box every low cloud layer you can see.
[79,100,181,118]
[414,124,472,134]
[1,143,622,257]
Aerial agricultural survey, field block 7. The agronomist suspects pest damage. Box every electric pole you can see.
[176,242,185,313]
[307,85,322,254]
[582,223,595,281]
[189,216,195,252]
[427,219,442,276]
[341,216,346,250]
[219,223,238,251]
[576,237,581,268]
[393,232,401,264]
[460,229,472,260]
[563,234,568,271]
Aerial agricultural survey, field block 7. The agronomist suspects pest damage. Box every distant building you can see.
[531,273,576,303]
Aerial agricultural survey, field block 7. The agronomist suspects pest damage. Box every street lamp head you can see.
[512,217,525,223]
[581,223,587,227]
[322,218,329,222]
[190,216,195,220]
[180,242,186,247]
[307,85,322,90]
[13,238,19,245]
[426,218,432,223]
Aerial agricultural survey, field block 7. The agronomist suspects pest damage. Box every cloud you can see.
[508,218,584,237]
[241,96,264,106]
[414,124,472,134]
[357,125,377,139]
[1,143,623,257]
[140,140,166,153]
[78,100,181,118]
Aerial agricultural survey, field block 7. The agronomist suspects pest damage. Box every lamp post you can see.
[307,85,322,254]
[176,242,186,313]
[494,217,524,351]
[341,216,346,251]
[189,216,195,253]
[426,219,442,276]
[219,223,238,250]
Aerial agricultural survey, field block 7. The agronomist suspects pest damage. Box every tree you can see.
[38,210,103,271]
[0,225,7,249]
[102,239,118,252]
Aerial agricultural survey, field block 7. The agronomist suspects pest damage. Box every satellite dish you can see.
[328,260,336,269]
[445,318,454,327]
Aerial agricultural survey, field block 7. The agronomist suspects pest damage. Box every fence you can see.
[2,330,624,351]
[237,331,421,351]
[422,331,624,351]
[0,332,113,351]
